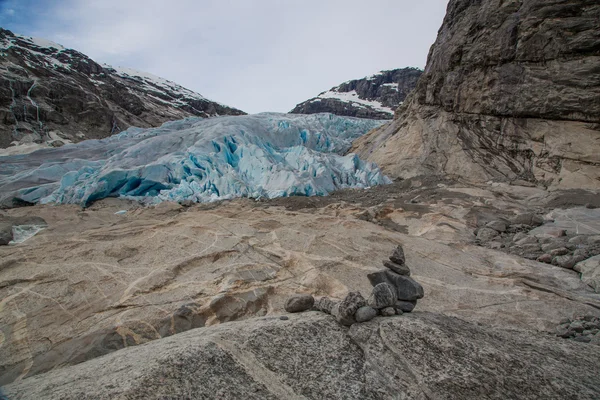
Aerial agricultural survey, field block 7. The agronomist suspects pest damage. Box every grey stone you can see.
[367,270,424,301]
[550,247,570,257]
[569,236,588,245]
[382,260,410,276]
[380,307,396,317]
[537,254,553,263]
[284,294,314,313]
[389,245,406,265]
[279,316,289,321]
[515,236,538,246]
[393,300,417,313]
[553,255,578,269]
[574,336,591,343]
[571,322,585,333]
[314,297,337,314]
[355,306,377,323]
[333,291,366,326]
[541,241,566,252]
[512,232,528,242]
[486,220,507,232]
[0,222,13,245]
[511,213,545,227]
[588,236,600,245]
[367,283,397,309]
[574,255,600,293]
[487,241,503,250]
[477,227,499,241]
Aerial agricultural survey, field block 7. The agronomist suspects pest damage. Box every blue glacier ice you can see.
[0,113,390,206]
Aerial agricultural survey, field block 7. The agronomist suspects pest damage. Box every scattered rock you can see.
[550,247,570,257]
[574,255,600,293]
[515,236,538,246]
[284,294,315,313]
[477,227,499,241]
[0,223,13,245]
[487,241,502,250]
[486,220,507,232]
[355,306,377,323]
[279,316,289,321]
[380,307,396,317]
[512,232,528,242]
[382,260,410,276]
[389,245,406,265]
[553,255,577,269]
[537,254,553,263]
[367,283,397,309]
[511,213,544,227]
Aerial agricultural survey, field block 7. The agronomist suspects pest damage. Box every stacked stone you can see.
[366,245,424,316]
[284,245,424,326]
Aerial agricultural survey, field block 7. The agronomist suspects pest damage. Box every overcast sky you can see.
[0,0,448,113]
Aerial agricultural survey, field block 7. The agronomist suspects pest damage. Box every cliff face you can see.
[290,68,422,120]
[352,0,600,189]
[0,28,245,150]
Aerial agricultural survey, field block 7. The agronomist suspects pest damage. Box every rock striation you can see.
[0,28,245,151]
[290,68,422,120]
[351,0,600,190]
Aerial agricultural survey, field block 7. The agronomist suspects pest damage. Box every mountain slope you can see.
[290,68,422,120]
[0,28,245,150]
[351,0,600,190]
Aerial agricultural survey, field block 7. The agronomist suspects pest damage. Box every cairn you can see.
[284,244,425,326]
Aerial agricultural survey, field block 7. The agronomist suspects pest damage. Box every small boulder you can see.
[549,247,570,257]
[573,336,591,343]
[486,220,507,232]
[0,223,13,246]
[511,213,544,227]
[587,236,600,245]
[333,291,366,326]
[380,307,396,317]
[569,236,588,245]
[314,297,337,314]
[536,254,553,263]
[477,227,499,241]
[383,260,410,276]
[393,300,416,313]
[367,283,397,309]
[389,245,406,265]
[541,242,566,252]
[284,294,314,313]
[515,236,538,246]
[512,232,528,242]
[553,255,578,269]
[368,270,424,301]
[355,306,377,323]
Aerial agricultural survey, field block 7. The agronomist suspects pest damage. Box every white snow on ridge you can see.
[14,34,66,51]
[315,89,393,114]
[0,113,389,206]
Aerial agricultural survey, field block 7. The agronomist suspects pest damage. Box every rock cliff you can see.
[0,28,245,151]
[290,68,422,119]
[351,0,600,189]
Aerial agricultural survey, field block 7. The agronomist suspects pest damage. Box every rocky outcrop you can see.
[290,68,422,120]
[0,28,245,150]
[5,312,600,399]
[351,0,600,190]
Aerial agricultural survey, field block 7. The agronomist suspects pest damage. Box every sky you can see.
[0,0,448,114]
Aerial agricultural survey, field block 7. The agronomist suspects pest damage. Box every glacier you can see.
[0,113,389,206]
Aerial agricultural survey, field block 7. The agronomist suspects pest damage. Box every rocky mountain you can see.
[351,0,600,190]
[290,68,422,120]
[0,28,245,151]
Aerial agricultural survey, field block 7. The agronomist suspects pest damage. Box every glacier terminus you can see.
[0,113,390,206]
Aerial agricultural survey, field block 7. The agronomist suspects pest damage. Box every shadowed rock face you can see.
[5,312,600,399]
[0,28,245,150]
[352,0,600,189]
[290,68,423,120]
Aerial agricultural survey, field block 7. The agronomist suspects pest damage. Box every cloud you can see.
[1,0,449,113]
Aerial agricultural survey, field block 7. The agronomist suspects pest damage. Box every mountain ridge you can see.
[0,28,245,151]
[290,68,422,120]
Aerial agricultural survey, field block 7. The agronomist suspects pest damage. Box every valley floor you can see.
[1,178,600,397]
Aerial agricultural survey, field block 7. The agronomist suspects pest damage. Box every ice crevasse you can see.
[0,113,390,206]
